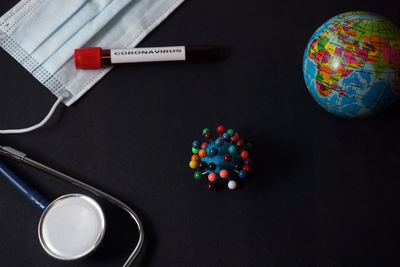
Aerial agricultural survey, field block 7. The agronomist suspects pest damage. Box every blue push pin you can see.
[192,140,201,149]
[209,147,218,157]
[215,138,223,147]
[222,133,230,141]
[238,170,247,179]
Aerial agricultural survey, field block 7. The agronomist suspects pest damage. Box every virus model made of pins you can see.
[189,125,253,191]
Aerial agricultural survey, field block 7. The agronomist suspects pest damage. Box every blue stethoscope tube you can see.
[0,158,49,211]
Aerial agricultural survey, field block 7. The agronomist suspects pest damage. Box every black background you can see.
[1,0,400,266]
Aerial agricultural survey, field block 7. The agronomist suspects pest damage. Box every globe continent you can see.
[303,11,400,118]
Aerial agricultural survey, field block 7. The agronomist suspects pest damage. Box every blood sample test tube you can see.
[74,45,221,69]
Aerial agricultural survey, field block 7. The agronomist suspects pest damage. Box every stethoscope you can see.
[0,145,144,266]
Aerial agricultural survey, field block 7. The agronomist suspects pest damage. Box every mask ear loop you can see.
[0,92,69,134]
[0,145,144,266]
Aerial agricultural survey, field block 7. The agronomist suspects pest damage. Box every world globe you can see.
[303,11,400,118]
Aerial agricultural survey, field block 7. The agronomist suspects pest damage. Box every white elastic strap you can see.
[0,95,67,134]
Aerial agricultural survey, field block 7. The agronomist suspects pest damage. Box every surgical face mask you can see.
[0,0,184,134]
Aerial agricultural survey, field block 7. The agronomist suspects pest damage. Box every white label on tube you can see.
[110,46,186,64]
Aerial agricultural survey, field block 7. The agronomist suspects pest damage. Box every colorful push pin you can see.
[236,139,246,149]
[242,165,251,172]
[191,154,200,161]
[215,138,223,147]
[208,163,216,171]
[223,154,232,162]
[188,126,254,191]
[201,142,208,149]
[238,170,247,179]
[228,145,237,154]
[219,169,229,179]
[226,129,235,137]
[222,133,230,141]
[199,161,207,170]
[227,180,237,190]
[192,140,201,149]
[217,125,226,135]
[189,160,198,169]
[231,132,239,142]
[194,171,202,180]
[240,150,249,159]
[209,147,218,157]
[204,131,213,140]
[245,142,253,150]
[207,182,216,191]
[198,149,207,158]
[202,128,211,136]
[208,173,217,182]
[244,158,253,166]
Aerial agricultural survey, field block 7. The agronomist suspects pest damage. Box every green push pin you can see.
[245,142,253,150]
[202,128,211,136]
[192,147,200,154]
[194,171,202,180]
[226,129,235,137]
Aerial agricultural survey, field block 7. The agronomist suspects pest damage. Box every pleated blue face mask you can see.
[0,0,184,134]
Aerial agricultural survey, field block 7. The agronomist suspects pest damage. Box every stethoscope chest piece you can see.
[38,194,106,260]
[0,147,144,266]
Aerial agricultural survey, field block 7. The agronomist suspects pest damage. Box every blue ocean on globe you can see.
[303,11,400,118]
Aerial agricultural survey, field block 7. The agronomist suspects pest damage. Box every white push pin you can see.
[227,180,237,190]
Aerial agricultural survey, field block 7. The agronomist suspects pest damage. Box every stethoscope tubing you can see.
[0,158,49,211]
[0,146,144,267]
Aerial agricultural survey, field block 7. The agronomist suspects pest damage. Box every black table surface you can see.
[1,0,400,266]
